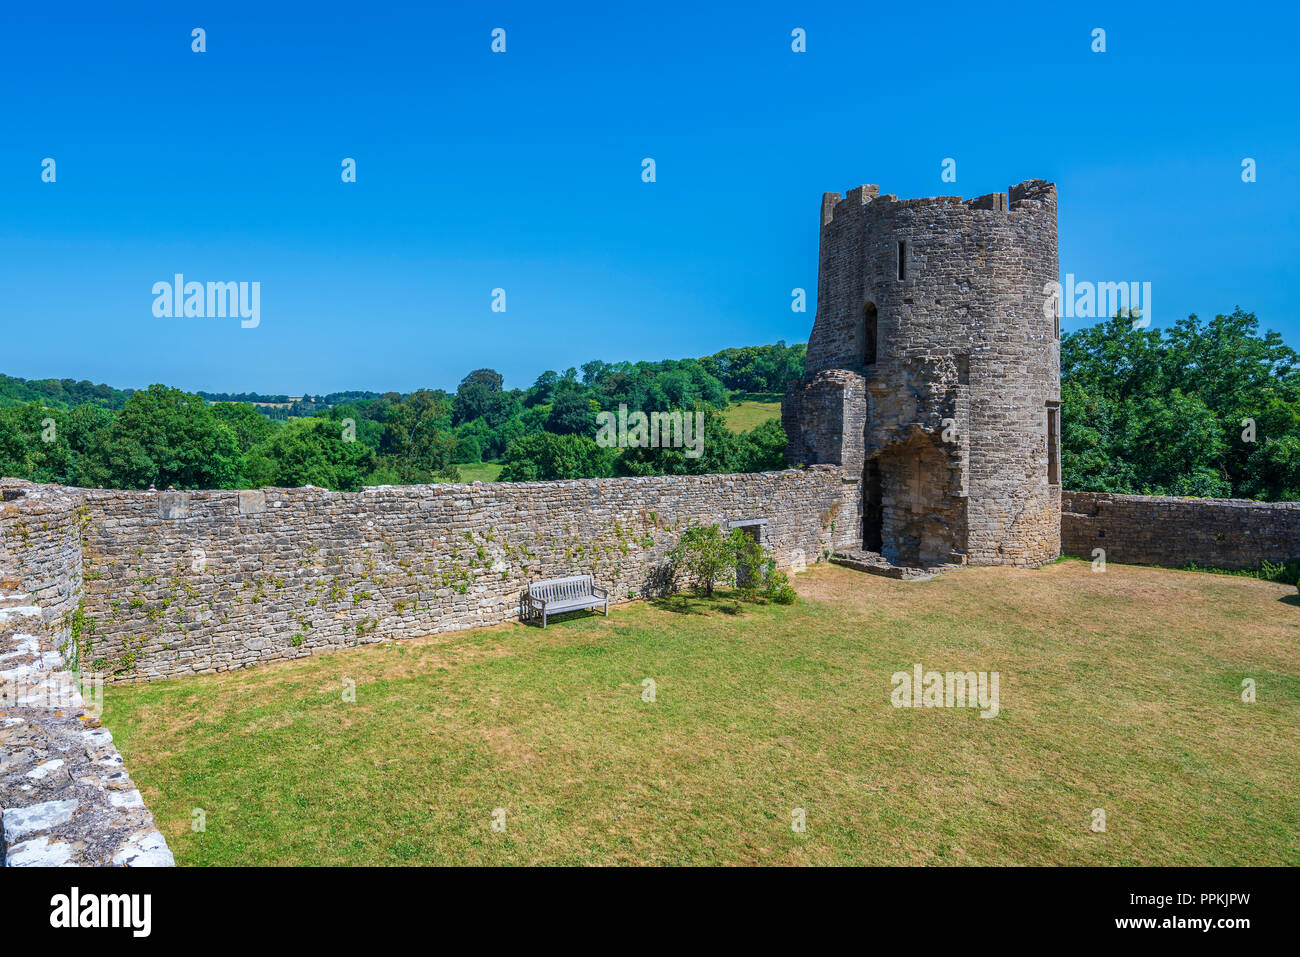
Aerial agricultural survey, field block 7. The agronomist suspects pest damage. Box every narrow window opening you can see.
[1046,403,1061,485]
[863,460,883,552]
[897,241,907,281]
[861,302,878,366]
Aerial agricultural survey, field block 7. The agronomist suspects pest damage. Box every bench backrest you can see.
[530,575,593,602]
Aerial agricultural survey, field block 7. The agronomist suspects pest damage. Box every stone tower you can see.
[782,180,1061,569]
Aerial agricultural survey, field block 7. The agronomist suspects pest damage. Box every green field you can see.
[100,560,1298,866]
[722,393,783,432]
[446,461,503,483]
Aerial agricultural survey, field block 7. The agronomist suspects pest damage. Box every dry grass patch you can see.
[102,559,1298,865]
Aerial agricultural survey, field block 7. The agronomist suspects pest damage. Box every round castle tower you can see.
[782,180,1061,568]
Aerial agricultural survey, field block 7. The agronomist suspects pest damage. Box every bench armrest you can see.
[591,585,608,599]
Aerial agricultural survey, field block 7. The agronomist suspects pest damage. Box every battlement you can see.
[822,179,1055,226]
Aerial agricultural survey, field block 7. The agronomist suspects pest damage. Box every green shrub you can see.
[1259,559,1300,587]
[666,524,735,597]
[667,523,799,604]
[1181,558,1300,588]
[767,572,797,604]
[729,528,766,595]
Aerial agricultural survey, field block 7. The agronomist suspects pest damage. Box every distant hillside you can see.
[0,373,132,410]
[197,391,293,404]
[0,342,805,493]
[197,390,388,406]
[1,342,806,418]
[721,393,784,432]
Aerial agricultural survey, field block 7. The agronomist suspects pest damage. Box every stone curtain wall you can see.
[0,589,174,867]
[0,483,173,866]
[1062,491,1300,570]
[0,482,84,655]
[6,466,849,683]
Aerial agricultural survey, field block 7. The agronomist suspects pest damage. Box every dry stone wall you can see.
[1062,491,1300,570]
[1,467,850,684]
[0,482,84,653]
[0,483,173,866]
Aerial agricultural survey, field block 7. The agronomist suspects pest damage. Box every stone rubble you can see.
[0,579,174,867]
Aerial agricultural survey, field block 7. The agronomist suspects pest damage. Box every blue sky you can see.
[1,1,1296,395]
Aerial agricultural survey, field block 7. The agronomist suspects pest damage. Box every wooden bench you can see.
[523,575,609,627]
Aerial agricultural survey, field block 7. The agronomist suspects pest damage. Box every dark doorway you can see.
[863,459,883,552]
[730,520,765,589]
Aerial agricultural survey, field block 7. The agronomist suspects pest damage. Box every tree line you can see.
[3,315,1296,502]
[1061,308,1297,501]
[0,344,802,491]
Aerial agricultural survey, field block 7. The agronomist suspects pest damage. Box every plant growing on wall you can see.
[67,598,95,672]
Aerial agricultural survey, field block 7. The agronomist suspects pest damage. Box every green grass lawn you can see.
[722,393,783,432]
[445,461,503,483]
[101,560,1299,866]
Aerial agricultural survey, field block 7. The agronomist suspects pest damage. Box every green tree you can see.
[1061,309,1300,500]
[666,524,734,597]
[453,369,510,424]
[246,418,376,491]
[379,389,458,482]
[545,391,596,435]
[616,412,786,477]
[211,402,278,451]
[0,404,72,483]
[498,433,616,481]
[1162,309,1300,494]
[96,385,242,489]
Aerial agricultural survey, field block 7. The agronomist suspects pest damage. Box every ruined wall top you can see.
[819,179,1057,226]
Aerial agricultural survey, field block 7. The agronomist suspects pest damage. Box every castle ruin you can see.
[10,176,1300,866]
[783,179,1062,571]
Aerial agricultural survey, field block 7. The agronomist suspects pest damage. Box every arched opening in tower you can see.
[861,302,878,367]
[870,436,964,567]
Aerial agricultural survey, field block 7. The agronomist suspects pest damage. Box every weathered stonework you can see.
[1062,491,1300,570]
[0,594,174,865]
[0,483,84,649]
[0,468,851,684]
[0,484,174,865]
[784,179,1062,568]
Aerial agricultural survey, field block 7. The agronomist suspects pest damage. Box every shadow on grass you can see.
[649,592,747,616]
[523,608,609,628]
[1279,593,1300,608]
